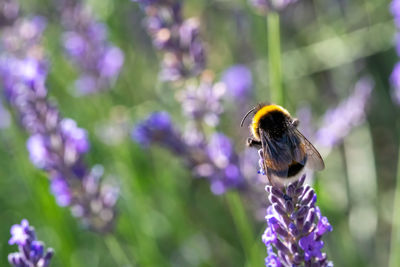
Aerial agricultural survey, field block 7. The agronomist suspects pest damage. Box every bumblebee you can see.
[241,104,324,187]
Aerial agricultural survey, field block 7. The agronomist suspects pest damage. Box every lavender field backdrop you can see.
[0,0,399,266]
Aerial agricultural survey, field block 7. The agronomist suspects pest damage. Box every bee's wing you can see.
[290,128,325,171]
[260,128,293,171]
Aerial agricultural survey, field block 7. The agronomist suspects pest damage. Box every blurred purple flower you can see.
[132,0,249,195]
[221,65,253,100]
[263,175,333,266]
[134,0,206,81]
[0,17,118,232]
[315,77,373,148]
[8,219,54,267]
[391,63,400,105]
[391,0,400,28]
[390,0,400,105]
[50,176,72,207]
[133,112,245,194]
[205,133,243,194]
[132,111,188,154]
[179,80,225,127]
[0,0,19,26]
[60,0,124,95]
[248,0,270,14]
[249,0,298,13]
[207,133,233,167]
[27,134,49,169]
[61,118,90,155]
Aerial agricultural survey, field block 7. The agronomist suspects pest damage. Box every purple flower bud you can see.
[284,200,294,214]
[30,241,44,262]
[299,233,324,261]
[291,205,308,220]
[9,219,30,246]
[275,239,291,255]
[8,220,54,267]
[272,203,287,217]
[301,188,316,206]
[264,253,282,267]
[317,216,333,236]
[391,0,400,28]
[271,187,284,198]
[268,195,285,211]
[288,223,299,236]
[262,227,277,245]
[294,185,304,195]
[286,183,296,197]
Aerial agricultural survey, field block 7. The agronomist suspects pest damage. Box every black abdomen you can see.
[270,160,306,178]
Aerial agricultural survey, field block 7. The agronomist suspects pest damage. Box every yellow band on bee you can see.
[251,104,291,140]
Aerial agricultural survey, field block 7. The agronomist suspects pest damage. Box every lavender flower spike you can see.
[263,175,333,266]
[134,0,206,81]
[132,111,188,155]
[8,219,54,267]
[315,77,373,149]
[132,112,245,194]
[0,17,118,232]
[60,0,124,95]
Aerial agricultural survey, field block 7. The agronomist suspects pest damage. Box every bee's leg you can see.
[247,137,262,148]
[292,118,299,128]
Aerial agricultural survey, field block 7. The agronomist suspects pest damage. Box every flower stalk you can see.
[267,12,284,106]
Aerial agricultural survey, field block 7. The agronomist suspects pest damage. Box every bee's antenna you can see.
[240,107,257,127]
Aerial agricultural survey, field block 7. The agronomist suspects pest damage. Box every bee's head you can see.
[246,104,292,140]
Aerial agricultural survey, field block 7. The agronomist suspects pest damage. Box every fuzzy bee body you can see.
[242,104,324,186]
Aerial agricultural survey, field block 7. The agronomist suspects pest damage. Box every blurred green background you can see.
[1,0,399,266]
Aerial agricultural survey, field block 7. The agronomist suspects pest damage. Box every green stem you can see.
[267,12,284,106]
[389,144,400,267]
[225,191,263,266]
[104,235,134,267]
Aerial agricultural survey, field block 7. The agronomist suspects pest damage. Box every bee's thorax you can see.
[258,110,291,139]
